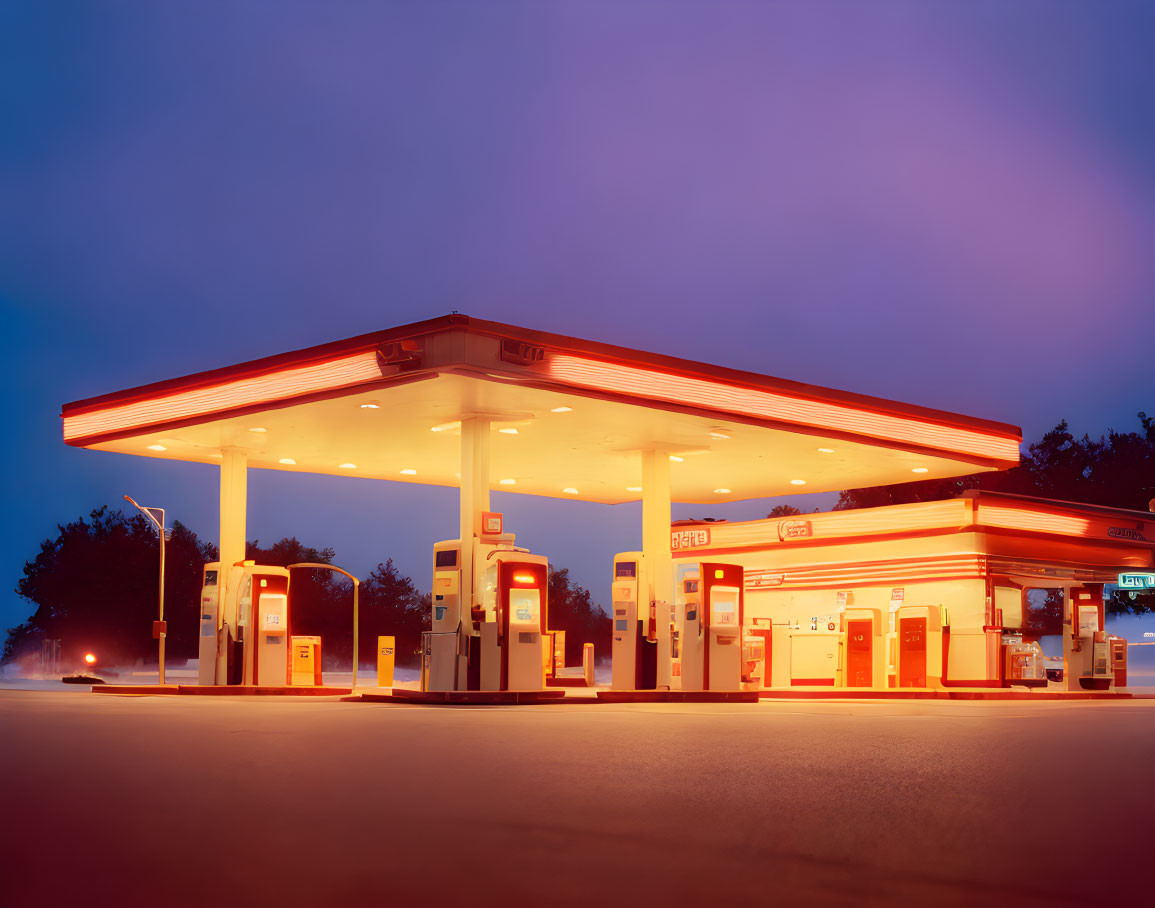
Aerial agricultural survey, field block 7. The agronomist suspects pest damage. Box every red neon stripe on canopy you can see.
[546,355,1019,461]
[63,352,382,441]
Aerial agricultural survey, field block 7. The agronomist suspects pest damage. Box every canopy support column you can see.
[216,448,247,683]
[642,450,672,685]
[458,417,490,688]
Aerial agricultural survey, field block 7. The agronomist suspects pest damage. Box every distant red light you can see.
[84,653,97,665]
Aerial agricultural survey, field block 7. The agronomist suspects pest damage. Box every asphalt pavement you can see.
[2,688,1152,907]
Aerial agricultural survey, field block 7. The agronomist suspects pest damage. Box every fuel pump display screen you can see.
[435,549,458,568]
[615,561,637,579]
[509,589,540,626]
[711,590,738,626]
[204,570,218,586]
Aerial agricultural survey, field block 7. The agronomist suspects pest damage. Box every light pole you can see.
[287,563,361,690]
[125,495,168,685]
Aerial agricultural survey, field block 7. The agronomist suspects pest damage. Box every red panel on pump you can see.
[899,617,927,688]
[247,572,290,686]
[845,619,872,687]
[497,561,548,691]
[699,562,743,691]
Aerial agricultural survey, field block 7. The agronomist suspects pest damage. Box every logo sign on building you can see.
[777,519,813,541]
[746,570,785,590]
[671,527,711,551]
[1108,527,1147,542]
[1117,572,1155,590]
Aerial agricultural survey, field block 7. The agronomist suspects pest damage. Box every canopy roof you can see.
[62,315,1021,505]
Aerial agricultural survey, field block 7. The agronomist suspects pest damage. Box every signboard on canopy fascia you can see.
[1117,572,1155,590]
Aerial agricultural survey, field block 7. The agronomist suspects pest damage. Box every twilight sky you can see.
[2,1,1153,634]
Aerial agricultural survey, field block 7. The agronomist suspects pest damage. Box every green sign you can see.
[1117,572,1155,590]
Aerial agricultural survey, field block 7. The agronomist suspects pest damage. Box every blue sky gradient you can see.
[2,1,1153,633]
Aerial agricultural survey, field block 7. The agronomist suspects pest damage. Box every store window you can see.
[1023,587,1064,637]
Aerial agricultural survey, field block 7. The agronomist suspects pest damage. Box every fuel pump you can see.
[611,552,657,690]
[198,565,220,685]
[428,528,549,692]
[430,541,465,691]
[706,565,743,691]
[477,553,549,690]
[199,561,290,686]
[1066,585,1109,690]
[677,562,744,691]
[679,568,704,691]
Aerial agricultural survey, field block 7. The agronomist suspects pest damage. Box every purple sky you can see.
[2,1,1153,633]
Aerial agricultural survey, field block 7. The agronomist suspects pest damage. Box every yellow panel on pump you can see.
[377,636,396,687]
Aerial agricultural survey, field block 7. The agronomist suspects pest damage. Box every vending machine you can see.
[677,562,744,691]
[611,552,657,690]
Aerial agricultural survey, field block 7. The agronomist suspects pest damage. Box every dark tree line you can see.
[4,507,215,671]
[4,507,609,671]
[836,413,1154,614]
[836,413,1153,512]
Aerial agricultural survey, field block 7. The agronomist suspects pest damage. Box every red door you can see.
[899,617,927,687]
[846,619,872,687]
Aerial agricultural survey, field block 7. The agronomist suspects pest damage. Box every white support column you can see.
[219,449,248,570]
[642,450,673,686]
[216,449,247,683]
[458,417,491,687]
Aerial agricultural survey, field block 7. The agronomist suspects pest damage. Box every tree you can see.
[835,413,1154,512]
[835,413,1155,614]
[767,505,802,518]
[4,507,216,669]
[548,566,610,665]
[246,536,356,670]
[360,559,429,667]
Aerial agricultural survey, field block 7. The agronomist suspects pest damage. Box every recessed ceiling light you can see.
[278,458,296,465]
[248,427,267,433]
[563,487,579,494]
[912,467,929,474]
[431,421,460,432]
[146,444,167,452]
[499,478,516,485]
[360,403,380,410]
[626,486,643,492]
[400,469,417,475]
[714,488,732,494]
[709,432,730,440]
[550,406,572,413]
[789,479,807,486]
[339,463,357,469]
[498,428,519,435]
[817,448,835,454]
[669,455,684,463]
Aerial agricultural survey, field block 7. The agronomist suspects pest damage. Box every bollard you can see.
[377,636,395,688]
[583,642,595,687]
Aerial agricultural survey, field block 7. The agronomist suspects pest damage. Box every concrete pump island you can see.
[60,315,1150,701]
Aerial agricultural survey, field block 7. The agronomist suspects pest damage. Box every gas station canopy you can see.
[62,315,1021,503]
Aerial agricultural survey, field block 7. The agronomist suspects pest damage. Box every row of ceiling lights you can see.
[141,408,934,485]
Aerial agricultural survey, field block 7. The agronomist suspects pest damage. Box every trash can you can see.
[291,635,322,686]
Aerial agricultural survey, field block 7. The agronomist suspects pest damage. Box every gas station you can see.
[61,314,1149,700]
